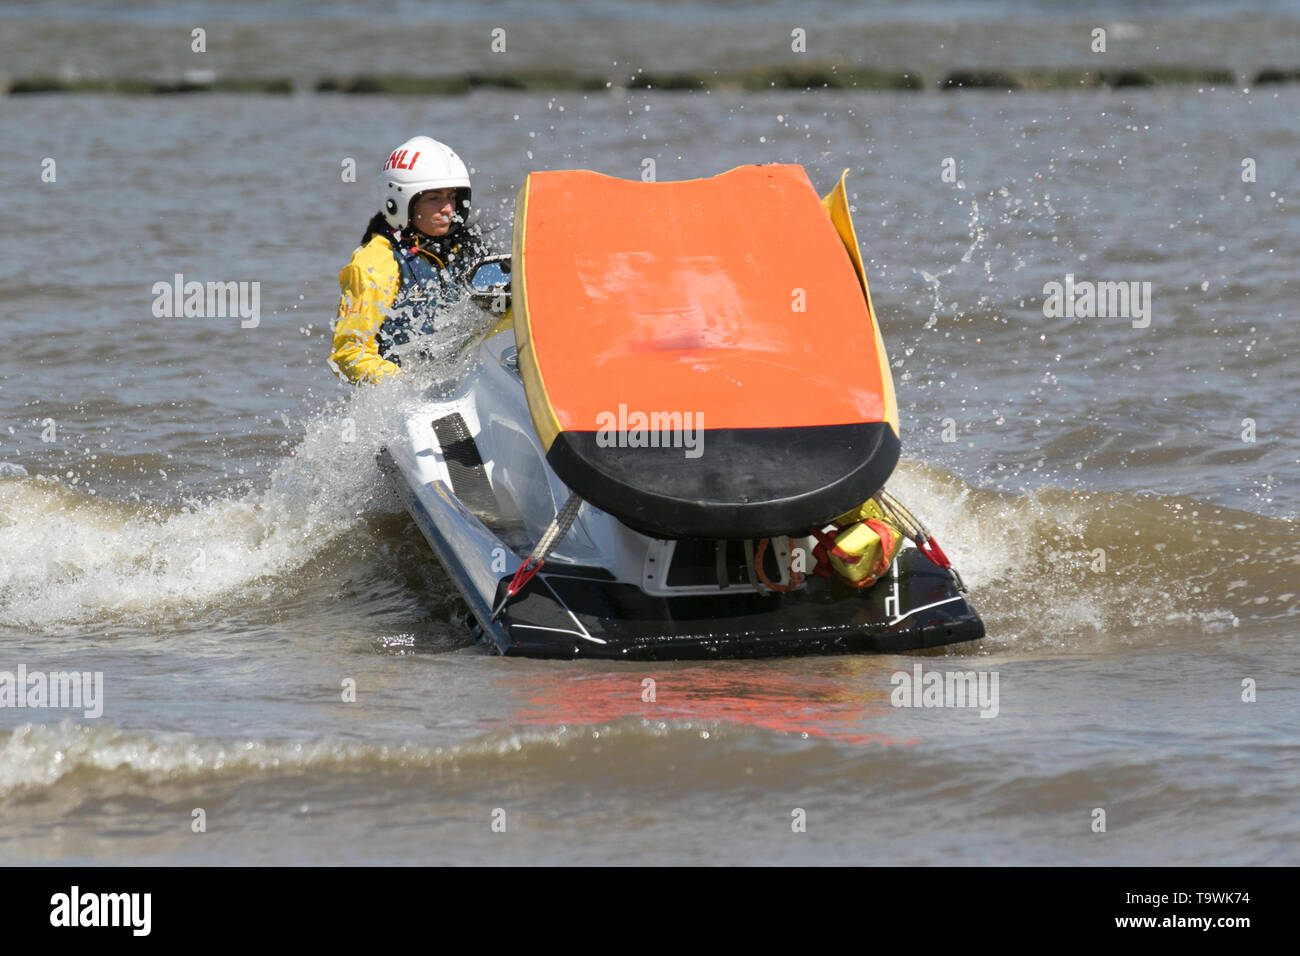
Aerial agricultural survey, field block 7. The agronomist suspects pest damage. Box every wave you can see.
[886,462,1298,647]
[0,718,866,799]
[0,303,494,631]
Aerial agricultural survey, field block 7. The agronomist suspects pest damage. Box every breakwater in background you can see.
[4,64,1300,96]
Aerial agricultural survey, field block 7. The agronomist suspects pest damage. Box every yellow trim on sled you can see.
[512,176,563,452]
[821,169,900,439]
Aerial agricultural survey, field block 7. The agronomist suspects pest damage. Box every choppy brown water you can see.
[1,0,1297,865]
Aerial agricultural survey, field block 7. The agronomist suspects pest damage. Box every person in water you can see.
[329,135,489,384]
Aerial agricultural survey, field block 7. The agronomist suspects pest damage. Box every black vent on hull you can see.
[432,413,498,515]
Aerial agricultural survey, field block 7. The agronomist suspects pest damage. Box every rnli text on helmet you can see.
[384,150,421,171]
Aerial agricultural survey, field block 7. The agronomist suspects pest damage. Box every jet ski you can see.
[381,163,984,659]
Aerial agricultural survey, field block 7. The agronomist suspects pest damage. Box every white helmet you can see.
[379,135,472,231]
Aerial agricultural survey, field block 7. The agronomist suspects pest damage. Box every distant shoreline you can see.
[5,65,1299,96]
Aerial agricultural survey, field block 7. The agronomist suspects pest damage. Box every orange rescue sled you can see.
[513,164,900,539]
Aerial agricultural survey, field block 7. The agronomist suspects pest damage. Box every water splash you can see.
[915,191,986,329]
[0,302,494,630]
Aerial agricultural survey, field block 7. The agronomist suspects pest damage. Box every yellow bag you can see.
[826,500,903,588]
[831,497,890,528]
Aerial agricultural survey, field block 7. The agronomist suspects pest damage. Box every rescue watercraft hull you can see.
[381,163,984,659]
[382,329,983,659]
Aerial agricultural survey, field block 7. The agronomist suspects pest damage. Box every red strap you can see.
[917,535,951,570]
[809,525,838,579]
[862,519,896,579]
[810,525,838,550]
[505,558,543,598]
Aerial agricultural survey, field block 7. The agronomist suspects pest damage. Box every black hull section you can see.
[545,422,901,539]
[484,548,983,660]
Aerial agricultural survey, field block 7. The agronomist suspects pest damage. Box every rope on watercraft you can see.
[872,489,967,593]
[755,537,804,593]
[490,492,583,621]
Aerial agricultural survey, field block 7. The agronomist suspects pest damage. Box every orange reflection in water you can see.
[499,656,919,747]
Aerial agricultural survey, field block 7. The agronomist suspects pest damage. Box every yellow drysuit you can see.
[329,234,452,384]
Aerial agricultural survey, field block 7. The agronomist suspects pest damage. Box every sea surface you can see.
[0,0,1297,865]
